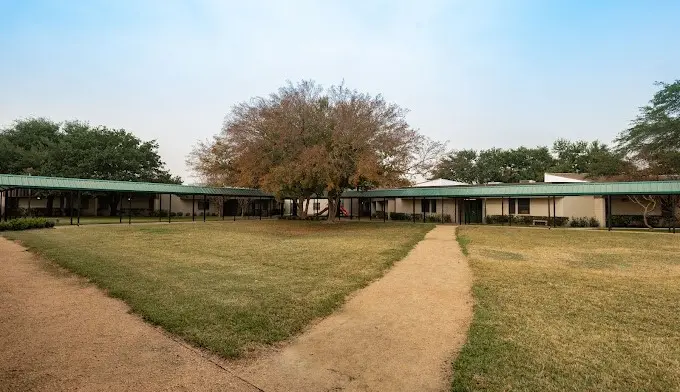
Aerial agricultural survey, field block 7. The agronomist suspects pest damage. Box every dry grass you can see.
[3,220,432,358]
[452,226,680,392]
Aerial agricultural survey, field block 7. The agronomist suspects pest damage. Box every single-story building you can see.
[1,173,678,230]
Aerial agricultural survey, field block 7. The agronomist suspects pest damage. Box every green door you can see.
[464,199,483,224]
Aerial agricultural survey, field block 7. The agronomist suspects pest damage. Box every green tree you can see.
[431,150,478,184]
[1,118,179,216]
[0,118,61,175]
[550,139,627,177]
[616,80,680,176]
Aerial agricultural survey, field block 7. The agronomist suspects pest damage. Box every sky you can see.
[1,0,679,183]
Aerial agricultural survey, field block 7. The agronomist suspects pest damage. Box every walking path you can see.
[0,239,259,392]
[0,225,472,392]
[237,225,473,391]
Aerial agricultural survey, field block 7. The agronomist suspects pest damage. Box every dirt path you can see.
[1,225,473,392]
[238,225,473,392]
[0,238,260,392]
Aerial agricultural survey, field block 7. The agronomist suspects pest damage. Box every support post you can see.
[412,197,416,223]
[350,197,353,220]
[552,196,556,228]
[203,194,207,222]
[28,189,32,217]
[77,191,81,226]
[547,196,551,229]
[128,193,132,225]
[119,193,122,224]
[501,197,504,226]
[358,199,361,221]
[383,197,387,222]
[69,191,74,225]
[259,197,262,220]
[369,199,372,221]
[607,195,612,231]
[222,195,225,220]
[168,194,172,223]
[423,199,426,223]
[1,191,5,221]
[158,193,162,222]
[192,195,195,222]
[234,198,237,221]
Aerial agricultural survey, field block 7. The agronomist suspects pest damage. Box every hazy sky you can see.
[1,0,679,182]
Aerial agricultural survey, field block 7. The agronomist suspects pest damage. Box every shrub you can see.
[390,212,409,221]
[485,215,569,226]
[185,212,191,217]
[0,217,55,232]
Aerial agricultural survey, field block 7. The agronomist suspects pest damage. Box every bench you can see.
[532,219,548,226]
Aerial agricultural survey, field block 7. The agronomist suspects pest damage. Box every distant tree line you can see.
[0,119,179,215]
[432,80,680,184]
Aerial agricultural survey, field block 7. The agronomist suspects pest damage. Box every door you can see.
[463,199,483,224]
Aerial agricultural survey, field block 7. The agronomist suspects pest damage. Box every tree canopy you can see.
[431,143,624,184]
[616,80,680,176]
[0,118,180,215]
[189,80,442,221]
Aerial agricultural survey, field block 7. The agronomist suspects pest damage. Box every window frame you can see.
[517,198,530,215]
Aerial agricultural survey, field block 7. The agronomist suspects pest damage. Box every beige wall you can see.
[610,196,662,216]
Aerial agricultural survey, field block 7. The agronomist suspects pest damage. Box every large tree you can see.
[550,139,628,177]
[616,80,680,177]
[189,80,429,221]
[432,147,553,184]
[1,118,179,216]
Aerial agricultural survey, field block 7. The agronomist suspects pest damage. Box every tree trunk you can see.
[326,195,341,223]
[46,195,54,217]
[296,197,308,219]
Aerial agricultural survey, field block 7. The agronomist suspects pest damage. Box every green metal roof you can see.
[342,181,680,198]
[0,174,273,197]
[2,173,680,198]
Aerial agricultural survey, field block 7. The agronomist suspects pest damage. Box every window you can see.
[508,198,516,214]
[197,200,210,210]
[421,199,437,213]
[517,198,530,214]
[313,202,321,210]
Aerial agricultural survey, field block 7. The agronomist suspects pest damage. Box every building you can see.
[1,173,678,230]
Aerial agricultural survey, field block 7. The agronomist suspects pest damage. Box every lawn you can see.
[3,220,432,358]
[452,226,680,392]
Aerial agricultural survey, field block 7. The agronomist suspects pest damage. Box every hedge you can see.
[485,215,569,226]
[0,218,56,231]
[387,212,452,223]
[570,216,600,228]
[609,215,677,228]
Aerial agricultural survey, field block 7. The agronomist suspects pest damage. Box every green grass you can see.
[3,220,432,358]
[452,226,680,392]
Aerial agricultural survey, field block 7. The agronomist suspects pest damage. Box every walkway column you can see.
[168,194,172,223]
[607,195,612,231]
[383,197,387,222]
[501,197,504,226]
[128,193,132,225]
[27,189,32,217]
[192,195,195,222]
[77,191,81,226]
[203,194,207,222]
[350,197,353,220]
[412,197,416,223]
[69,191,74,225]
[547,196,551,229]
[552,196,557,228]
[158,193,162,222]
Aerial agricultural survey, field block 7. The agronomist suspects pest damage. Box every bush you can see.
[372,211,387,219]
[185,212,191,217]
[609,215,670,228]
[390,212,409,221]
[485,215,569,226]
[0,217,56,232]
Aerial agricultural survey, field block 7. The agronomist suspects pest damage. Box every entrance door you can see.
[463,199,483,224]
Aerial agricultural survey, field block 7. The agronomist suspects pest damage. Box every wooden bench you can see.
[532,219,548,226]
